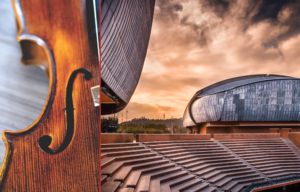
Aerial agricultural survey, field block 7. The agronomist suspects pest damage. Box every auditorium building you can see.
[183,74,300,137]
[101,0,155,115]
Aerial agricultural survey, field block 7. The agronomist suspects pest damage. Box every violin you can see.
[0,0,100,191]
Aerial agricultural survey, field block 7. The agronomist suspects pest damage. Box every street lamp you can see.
[126,111,128,130]
[171,116,173,134]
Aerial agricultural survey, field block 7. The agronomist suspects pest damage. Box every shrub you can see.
[144,128,164,134]
[179,127,187,134]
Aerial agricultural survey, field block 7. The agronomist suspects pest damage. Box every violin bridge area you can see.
[0,0,49,166]
[101,133,300,192]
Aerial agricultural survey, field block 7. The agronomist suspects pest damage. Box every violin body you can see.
[0,0,99,191]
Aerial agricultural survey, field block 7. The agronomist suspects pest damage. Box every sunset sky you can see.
[119,0,300,121]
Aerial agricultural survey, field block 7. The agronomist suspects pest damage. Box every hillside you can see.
[121,117,183,128]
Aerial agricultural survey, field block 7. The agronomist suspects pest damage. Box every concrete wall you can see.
[206,127,233,138]
[101,133,134,143]
[214,133,280,140]
[205,126,298,138]
[207,126,270,134]
[289,133,300,149]
[292,128,300,132]
[169,134,210,140]
[281,128,291,138]
[206,126,271,138]
[136,134,210,142]
[269,128,279,133]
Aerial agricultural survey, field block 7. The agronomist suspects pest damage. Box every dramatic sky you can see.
[119,0,300,121]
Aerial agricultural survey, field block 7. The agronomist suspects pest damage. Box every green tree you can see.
[179,127,187,134]
[144,128,164,134]
[157,124,168,132]
[144,123,157,129]
[117,123,144,134]
[117,124,126,133]
[125,125,144,134]
[117,122,173,134]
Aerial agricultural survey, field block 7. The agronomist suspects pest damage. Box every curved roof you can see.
[101,0,155,111]
[183,75,300,127]
[197,74,294,97]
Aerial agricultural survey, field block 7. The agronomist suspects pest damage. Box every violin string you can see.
[92,0,100,64]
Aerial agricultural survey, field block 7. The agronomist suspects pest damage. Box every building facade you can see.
[183,74,300,135]
[101,0,155,115]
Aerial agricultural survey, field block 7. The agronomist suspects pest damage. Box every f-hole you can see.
[38,68,92,154]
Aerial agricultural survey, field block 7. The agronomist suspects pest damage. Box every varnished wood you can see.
[0,0,100,191]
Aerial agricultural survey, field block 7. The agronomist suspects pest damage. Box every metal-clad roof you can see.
[221,80,300,121]
[191,92,225,123]
[183,75,300,127]
[101,0,155,103]
[198,74,295,97]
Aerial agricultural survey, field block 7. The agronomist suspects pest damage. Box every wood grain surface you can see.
[0,0,100,191]
[0,0,49,167]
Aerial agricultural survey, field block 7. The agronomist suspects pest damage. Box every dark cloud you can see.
[174,3,183,12]
[247,0,300,48]
[276,2,300,42]
[155,0,184,23]
[180,15,210,46]
[154,0,300,48]
[198,0,300,48]
[251,0,292,23]
[200,0,232,17]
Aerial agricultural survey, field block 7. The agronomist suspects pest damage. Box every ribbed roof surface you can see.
[183,75,300,127]
[101,0,155,103]
[198,74,295,97]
